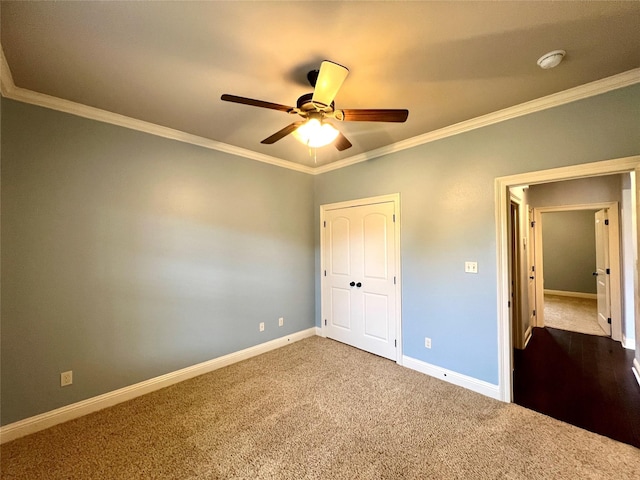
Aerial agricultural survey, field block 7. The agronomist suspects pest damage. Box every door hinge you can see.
[604,219,609,226]
[323,220,326,227]
[324,270,327,277]
[508,301,511,308]
[533,309,536,316]
[607,317,612,325]
[395,339,397,347]
[394,276,396,285]
[324,319,327,326]
[531,221,535,227]
[606,268,610,274]
[393,214,396,222]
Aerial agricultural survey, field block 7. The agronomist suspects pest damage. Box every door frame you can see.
[495,155,640,402]
[508,195,523,351]
[319,193,403,364]
[532,202,621,341]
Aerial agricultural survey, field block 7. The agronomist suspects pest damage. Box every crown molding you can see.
[0,46,314,175]
[0,45,15,96]
[2,41,638,176]
[315,68,640,174]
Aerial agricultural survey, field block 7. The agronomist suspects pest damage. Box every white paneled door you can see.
[595,209,612,336]
[323,200,398,360]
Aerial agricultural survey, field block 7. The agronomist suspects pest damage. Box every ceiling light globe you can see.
[293,119,339,148]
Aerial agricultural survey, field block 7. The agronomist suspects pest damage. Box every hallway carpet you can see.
[543,294,607,336]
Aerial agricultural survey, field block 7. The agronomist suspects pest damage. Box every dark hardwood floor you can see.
[513,327,640,448]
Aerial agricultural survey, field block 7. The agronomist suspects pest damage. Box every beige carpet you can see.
[543,294,608,336]
[1,337,638,479]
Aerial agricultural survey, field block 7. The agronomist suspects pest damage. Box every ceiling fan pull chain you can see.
[305,143,317,163]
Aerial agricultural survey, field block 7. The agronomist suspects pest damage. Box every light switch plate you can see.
[465,261,478,274]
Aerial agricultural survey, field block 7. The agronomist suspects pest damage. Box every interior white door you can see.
[526,207,536,333]
[509,201,521,349]
[324,201,397,360]
[595,209,612,336]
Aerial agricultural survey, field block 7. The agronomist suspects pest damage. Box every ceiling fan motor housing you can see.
[296,93,334,113]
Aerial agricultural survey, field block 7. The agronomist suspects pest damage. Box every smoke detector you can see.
[537,50,566,69]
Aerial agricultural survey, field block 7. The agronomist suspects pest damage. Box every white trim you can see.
[622,334,636,351]
[495,156,640,402]
[402,356,501,401]
[6,87,314,175]
[320,194,403,364]
[0,47,312,175]
[314,69,640,174]
[523,326,533,349]
[0,44,15,95]
[2,43,638,176]
[0,328,317,444]
[633,358,640,388]
[544,289,597,300]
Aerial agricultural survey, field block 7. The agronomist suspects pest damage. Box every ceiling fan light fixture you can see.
[292,118,339,148]
[537,49,566,69]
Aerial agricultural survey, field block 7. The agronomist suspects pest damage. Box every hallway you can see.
[513,327,640,448]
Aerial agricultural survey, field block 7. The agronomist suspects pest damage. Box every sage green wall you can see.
[1,99,315,425]
[541,211,597,294]
[314,84,640,383]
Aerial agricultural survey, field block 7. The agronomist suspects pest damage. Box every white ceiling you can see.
[2,1,639,169]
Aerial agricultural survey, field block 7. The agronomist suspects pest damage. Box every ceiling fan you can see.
[221,61,409,151]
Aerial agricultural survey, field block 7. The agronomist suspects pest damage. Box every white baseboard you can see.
[544,289,597,299]
[622,334,636,350]
[0,327,317,444]
[402,356,501,401]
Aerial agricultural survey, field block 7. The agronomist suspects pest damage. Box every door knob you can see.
[529,276,534,280]
[350,281,356,287]
[356,282,362,288]
[592,272,599,276]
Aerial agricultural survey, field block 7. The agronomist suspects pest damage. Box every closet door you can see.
[323,201,397,360]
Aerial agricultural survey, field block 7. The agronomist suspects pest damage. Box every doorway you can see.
[510,196,640,446]
[531,203,622,340]
[495,155,640,401]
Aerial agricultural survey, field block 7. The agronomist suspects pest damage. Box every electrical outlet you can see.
[278,317,284,327]
[259,322,265,332]
[464,261,478,274]
[425,337,432,349]
[61,370,73,387]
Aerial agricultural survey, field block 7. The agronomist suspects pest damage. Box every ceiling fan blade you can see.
[311,61,349,108]
[261,122,304,144]
[221,94,293,113]
[334,132,352,152]
[339,109,409,122]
